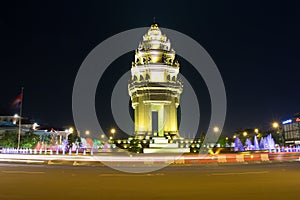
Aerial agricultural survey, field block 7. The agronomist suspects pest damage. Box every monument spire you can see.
[128,24,183,139]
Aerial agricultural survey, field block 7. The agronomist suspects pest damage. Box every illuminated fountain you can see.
[234,137,244,152]
[254,135,260,150]
[245,138,253,150]
[260,134,276,151]
[233,134,276,152]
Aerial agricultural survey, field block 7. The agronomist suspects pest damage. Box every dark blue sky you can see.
[0,0,299,136]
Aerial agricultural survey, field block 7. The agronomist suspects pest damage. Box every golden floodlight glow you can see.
[243,131,248,137]
[128,24,183,138]
[85,130,90,135]
[254,128,259,134]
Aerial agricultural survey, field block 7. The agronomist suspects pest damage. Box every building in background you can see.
[0,115,35,134]
[282,112,300,145]
[0,114,70,146]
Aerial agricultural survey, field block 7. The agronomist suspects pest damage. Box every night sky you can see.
[1,1,299,137]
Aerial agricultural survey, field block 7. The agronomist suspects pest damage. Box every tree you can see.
[0,130,40,148]
[68,132,81,150]
[0,130,18,148]
[199,132,206,143]
[20,131,40,148]
[128,139,144,153]
[217,136,226,147]
[40,133,52,145]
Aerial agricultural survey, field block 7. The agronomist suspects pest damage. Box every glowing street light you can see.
[243,131,248,137]
[213,126,220,133]
[33,122,39,130]
[85,130,90,136]
[272,122,279,129]
[110,128,116,134]
[101,134,105,139]
[13,114,19,125]
[110,128,116,139]
[272,122,280,134]
[69,127,74,134]
[254,128,259,134]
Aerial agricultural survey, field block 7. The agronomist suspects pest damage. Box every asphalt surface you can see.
[0,162,299,200]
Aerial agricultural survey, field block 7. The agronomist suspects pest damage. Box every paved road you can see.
[0,162,299,200]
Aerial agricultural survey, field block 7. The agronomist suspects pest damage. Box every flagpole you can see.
[17,87,24,149]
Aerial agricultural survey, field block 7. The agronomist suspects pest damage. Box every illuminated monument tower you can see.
[128,24,183,140]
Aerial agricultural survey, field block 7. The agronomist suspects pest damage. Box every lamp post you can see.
[213,126,220,133]
[85,130,90,137]
[272,121,283,145]
[212,126,220,147]
[69,127,74,134]
[110,128,116,138]
[272,122,279,133]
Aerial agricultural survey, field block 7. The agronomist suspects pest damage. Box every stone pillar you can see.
[158,105,164,137]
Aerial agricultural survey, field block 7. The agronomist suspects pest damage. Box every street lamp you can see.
[110,128,116,138]
[243,131,248,137]
[272,122,279,129]
[254,128,259,134]
[213,126,220,133]
[85,130,90,136]
[272,122,280,134]
[33,122,39,130]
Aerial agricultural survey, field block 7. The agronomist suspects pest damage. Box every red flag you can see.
[11,93,23,109]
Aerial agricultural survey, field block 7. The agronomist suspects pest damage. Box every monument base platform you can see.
[143,137,190,153]
[143,148,190,153]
